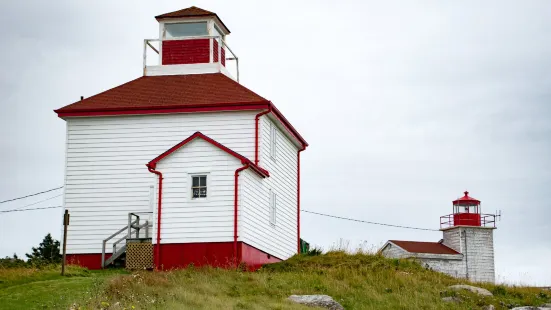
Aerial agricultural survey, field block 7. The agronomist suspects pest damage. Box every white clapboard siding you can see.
[153,138,243,245]
[64,111,256,254]
[239,115,299,260]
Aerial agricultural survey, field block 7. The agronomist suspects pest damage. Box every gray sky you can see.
[0,0,549,285]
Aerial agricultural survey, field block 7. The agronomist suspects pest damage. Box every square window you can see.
[191,175,207,199]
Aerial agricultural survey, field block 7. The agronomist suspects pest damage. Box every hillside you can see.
[0,252,549,309]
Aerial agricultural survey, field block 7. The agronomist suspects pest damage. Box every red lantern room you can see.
[452,191,481,226]
[440,191,497,229]
[142,7,238,80]
[156,7,229,66]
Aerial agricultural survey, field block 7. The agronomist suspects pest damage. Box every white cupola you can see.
[144,6,237,79]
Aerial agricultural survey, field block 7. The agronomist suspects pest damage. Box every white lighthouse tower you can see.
[440,191,498,282]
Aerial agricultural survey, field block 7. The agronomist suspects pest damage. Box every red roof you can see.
[147,131,269,178]
[155,6,230,34]
[453,191,481,205]
[389,240,460,255]
[54,73,308,147]
[55,74,267,113]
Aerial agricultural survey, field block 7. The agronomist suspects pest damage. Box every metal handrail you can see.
[440,213,497,229]
[101,212,153,268]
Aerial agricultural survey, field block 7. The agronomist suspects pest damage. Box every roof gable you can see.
[389,240,460,255]
[147,132,269,178]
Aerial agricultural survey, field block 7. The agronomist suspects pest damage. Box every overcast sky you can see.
[0,0,549,285]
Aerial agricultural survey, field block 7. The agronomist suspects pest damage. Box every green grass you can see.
[0,266,127,310]
[1,253,549,309]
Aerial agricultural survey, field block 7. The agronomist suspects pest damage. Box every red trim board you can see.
[65,242,281,271]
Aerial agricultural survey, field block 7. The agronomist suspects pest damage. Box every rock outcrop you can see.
[288,295,344,310]
[448,284,493,296]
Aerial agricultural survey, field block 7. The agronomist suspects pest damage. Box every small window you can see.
[270,123,277,160]
[213,24,224,39]
[269,190,277,225]
[165,22,208,38]
[191,175,207,199]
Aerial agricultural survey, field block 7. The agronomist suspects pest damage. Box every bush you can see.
[0,254,27,268]
[25,233,62,266]
[306,247,323,256]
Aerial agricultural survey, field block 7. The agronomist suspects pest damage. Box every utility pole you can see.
[61,209,69,275]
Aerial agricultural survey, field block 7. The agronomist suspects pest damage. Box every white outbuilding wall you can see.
[239,115,299,260]
[63,111,257,254]
[380,242,465,279]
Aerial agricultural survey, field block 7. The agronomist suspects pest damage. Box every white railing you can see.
[143,35,239,82]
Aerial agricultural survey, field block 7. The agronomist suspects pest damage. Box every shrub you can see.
[25,233,61,265]
[0,254,27,268]
[306,247,323,256]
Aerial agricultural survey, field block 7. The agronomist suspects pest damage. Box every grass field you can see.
[0,266,127,310]
[1,252,549,309]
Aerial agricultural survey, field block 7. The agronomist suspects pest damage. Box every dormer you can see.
[144,7,237,79]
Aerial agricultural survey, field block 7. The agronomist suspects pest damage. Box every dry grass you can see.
[69,252,550,310]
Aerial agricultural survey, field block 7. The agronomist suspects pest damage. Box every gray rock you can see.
[288,295,344,310]
[511,307,551,310]
[442,296,462,303]
[482,305,495,310]
[448,284,493,296]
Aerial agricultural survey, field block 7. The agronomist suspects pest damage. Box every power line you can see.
[301,209,439,231]
[0,186,63,205]
[0,206,62,214]
[12,194,63,211]
[0,205,437,232]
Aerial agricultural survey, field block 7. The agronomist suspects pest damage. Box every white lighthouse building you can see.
[54,6,308,270]
[380,191,498,283]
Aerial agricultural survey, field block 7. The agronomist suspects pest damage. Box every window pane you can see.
[192,177,199,187]
[166,22,208,38]
[213,24,223,38]
[200,176,206,186]
[200,188,207,197]
[193,188,200,198]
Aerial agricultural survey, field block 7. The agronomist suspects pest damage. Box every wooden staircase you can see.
[102,212,153,269]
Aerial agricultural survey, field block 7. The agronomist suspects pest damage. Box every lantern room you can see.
[440,191,498,229]
[143,7,238,79]
[452,191,481,226]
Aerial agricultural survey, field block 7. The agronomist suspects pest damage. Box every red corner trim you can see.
[147,166,163,270]
[147,131,269,177]
[234,164,249,264]
[254,106,272,165]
